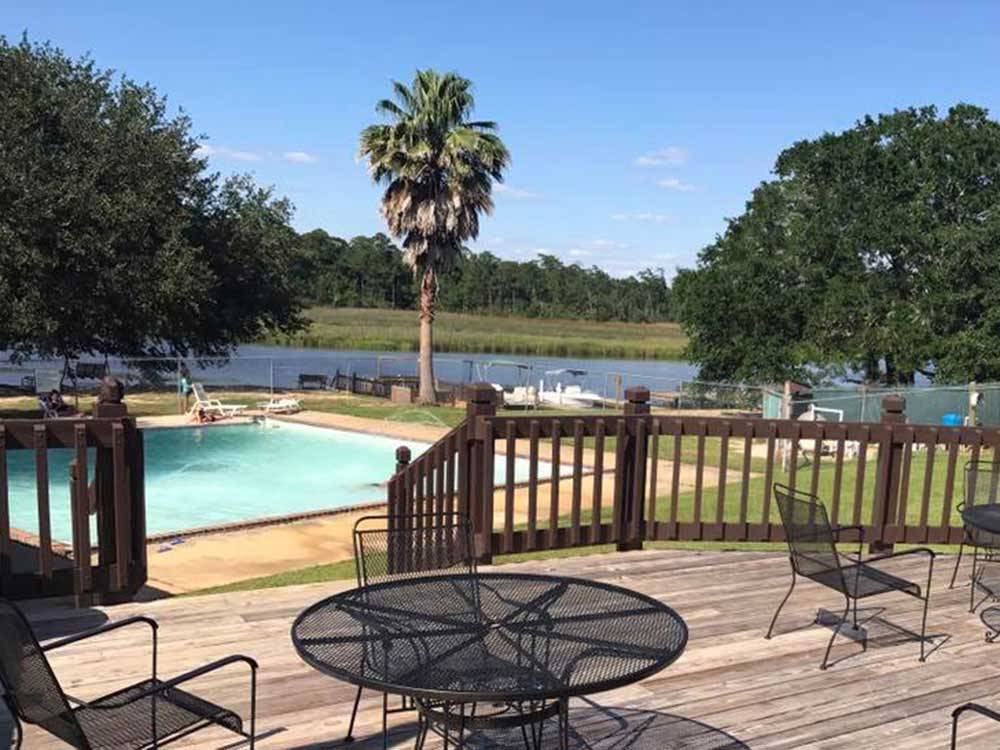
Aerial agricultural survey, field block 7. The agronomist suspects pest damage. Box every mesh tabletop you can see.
[962,505,1000,536]
[292,573,687,703]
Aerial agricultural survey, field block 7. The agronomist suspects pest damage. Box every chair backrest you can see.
[964,461,1000,509]
[352,513,476,587]
[0,599,87,749]
[190,383,209,403]
[773,484,844,585]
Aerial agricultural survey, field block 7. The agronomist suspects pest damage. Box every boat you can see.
[475,360,538,409]
[538,369,604,408]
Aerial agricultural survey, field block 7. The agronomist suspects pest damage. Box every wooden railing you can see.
[387,384,992,561]
[0,417,146,605]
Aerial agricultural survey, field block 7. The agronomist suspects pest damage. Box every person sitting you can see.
[46,390,75,417]
[194,406,219,424]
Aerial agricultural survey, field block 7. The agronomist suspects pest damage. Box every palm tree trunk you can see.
[418,268,437,404]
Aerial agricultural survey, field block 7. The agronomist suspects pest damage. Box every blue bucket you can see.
[941,412,963,427]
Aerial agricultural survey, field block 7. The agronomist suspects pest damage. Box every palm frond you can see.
[359,69,508,274]
[374,99,407,119]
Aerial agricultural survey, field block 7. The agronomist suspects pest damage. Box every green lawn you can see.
[262,306,688,360]
[0,389,468,425]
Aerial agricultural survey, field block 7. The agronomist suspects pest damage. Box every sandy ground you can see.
[144,410,748,593]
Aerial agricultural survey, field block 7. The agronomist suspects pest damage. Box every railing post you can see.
[466,383,498,564]
[388,445,411,519]
[386,446,412,573]
[93,381,127,586]
[617,386,650,551]
[395,445,412,474]
[873,394,907,553]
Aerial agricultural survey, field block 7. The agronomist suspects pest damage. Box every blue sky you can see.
[6,1,1000,278]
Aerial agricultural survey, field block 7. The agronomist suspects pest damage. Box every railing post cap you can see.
[882,394,906,413]
[625,386,650,403]
[467,382,499,404]
[395,445,411,462]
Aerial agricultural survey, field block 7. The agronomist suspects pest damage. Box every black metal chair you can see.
[949,461,1000,611]
[345,512,477,745]
[0,598,257,750]
[766,484,936,669]
[952,703,1000,748]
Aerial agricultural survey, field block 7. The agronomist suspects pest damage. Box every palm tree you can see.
[360,70,509,404]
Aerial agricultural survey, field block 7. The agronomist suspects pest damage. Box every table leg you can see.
[382,692,389,750]
[558,697,569,750]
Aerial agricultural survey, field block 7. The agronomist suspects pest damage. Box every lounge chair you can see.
[187,383,246,419]
[0,598,257,750]
[766,483,936,669]
[255,396,301,414]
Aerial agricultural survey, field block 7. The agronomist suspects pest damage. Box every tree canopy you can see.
[675,104,1000,385]
[0,36,303,365]
[288,233,674,323]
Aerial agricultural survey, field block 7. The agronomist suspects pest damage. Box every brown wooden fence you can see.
[387,383,991,562]
[333,370,461,404]
[0,417,146,605]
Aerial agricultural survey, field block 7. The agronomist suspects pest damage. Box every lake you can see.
[2,345,699,398]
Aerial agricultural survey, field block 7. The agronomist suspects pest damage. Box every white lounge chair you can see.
[188,383,246,419]
[255,396,301,414]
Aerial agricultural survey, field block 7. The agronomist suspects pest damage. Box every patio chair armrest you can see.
[864,547,936,565]
[42,616,158,652]
[953,703,1000,748]
[953,702,1000,723]
[831,524,865,540]
[122,654,258,704]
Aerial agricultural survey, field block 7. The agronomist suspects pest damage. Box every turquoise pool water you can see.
[6,421,549,543]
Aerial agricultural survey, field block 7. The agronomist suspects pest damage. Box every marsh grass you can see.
[262,307,688,360]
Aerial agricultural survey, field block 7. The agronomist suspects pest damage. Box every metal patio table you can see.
[962,505,1000,605]
[291,572,688,749]
[962,504,1000,538]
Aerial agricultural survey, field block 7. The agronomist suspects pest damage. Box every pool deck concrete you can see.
[140,410,450,593]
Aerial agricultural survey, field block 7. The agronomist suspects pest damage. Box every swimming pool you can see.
[6,421,552,543]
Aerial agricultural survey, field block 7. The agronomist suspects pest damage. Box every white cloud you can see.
[657,177,697,192]
[634,146,687,167]
[194,143,262,162]
[612,212,673,224]
[587,238,628,249]
[568,248,591,257]
[284,151,318,163]
[494,183,543,199]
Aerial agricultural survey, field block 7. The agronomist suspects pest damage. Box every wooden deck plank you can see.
[17,548,999,749]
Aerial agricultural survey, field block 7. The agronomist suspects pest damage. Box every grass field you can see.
[0,389,469,424]
[261,306,688,360]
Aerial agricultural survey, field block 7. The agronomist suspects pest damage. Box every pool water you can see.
[6,421,549,543]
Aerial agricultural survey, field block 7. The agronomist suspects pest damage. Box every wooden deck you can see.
[15,548,1000,749]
